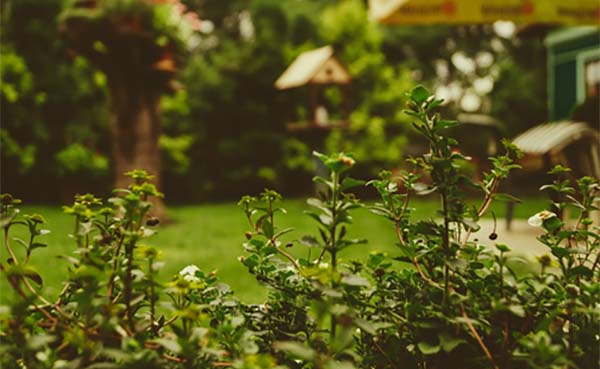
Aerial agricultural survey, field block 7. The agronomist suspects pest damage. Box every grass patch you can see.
[0,196,548,304]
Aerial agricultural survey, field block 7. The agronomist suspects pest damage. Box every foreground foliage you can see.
[1,87,598,369]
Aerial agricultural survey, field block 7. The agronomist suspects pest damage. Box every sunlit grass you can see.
[0,196,548,304]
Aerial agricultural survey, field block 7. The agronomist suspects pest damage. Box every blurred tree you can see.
[59,0,201,217]
[319,0,413,176]
[1,0,550,202]
[1,0,110,202]
[159,0,312,201]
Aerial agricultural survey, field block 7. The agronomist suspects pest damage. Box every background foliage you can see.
[1,0,548,202]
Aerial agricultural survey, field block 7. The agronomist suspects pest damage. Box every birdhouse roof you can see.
[275,45,351,90]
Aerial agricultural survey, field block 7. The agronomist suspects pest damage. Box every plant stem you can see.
[107,231,126,301]
[458,302,499,369]
[124,240,136,332]
[272,238,301,270]
[330,171,339,271]
[441,191,450,307]
[329,171,339,339]
[4,228,19,265]
[148,257,157,336]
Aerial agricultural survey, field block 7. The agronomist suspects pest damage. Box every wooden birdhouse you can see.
[275,46,352,131]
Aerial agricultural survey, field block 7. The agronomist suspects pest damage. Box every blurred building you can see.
[545,26,600,121]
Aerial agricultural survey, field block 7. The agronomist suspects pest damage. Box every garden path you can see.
[475,219,546,259]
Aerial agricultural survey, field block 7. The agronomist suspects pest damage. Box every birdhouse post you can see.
[275,45,353,193]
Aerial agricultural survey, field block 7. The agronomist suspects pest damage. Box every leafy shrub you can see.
[55,143,109,178]
[1,87,598,369]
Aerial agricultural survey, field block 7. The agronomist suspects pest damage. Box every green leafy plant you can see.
[1,87,598,369]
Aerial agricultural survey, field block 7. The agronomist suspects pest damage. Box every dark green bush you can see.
[1,87,598,369]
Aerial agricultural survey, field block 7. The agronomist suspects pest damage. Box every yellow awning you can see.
[369,0,600,25]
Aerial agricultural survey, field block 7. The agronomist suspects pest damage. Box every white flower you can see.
[528,210,557,227]
[179,264,201,282]
[318,262,329,270]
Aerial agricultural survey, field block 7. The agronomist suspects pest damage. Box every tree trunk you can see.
[110,82,166,220]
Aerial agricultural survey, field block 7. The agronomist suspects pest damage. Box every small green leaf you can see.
[412,182,434,195]
[493,193,522,203]
[495,243,511,253]
[341,177,366,191]
[86,364,120,369]
[274,227,294,238]
[299,235,320,248]
[436,120,459,129]
[0,210,18,230]
[417,341,441,355]
[326,361,357,369]
[508,304,526,318]
[414,221,441,236]
[230,315,245,327]
[570,265,592,278]
[439,332,466,352]
[23,267,43,287]
[153,338,182,354]
[274,341,315,360]
[551,246,569,259]
[319,214,333,226]
[469,261,485,270]
[341,274,370,287]
[26,334,56,350]
[543,217,562,232]
[462,219,480,232]
[409,85,431,105]
[261,245,277,256]
[241,254,259,268]
[12,237,28,250]
[354,318,377,335]
[262,219,274,238]
[446,258,467,271]
[30,242,47,251]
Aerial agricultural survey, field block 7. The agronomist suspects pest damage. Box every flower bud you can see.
[338,314,353,327]
[1,194,14,205]
[565,284,580,297]
[340,155,355,167]
[146,216,160,227]
[537,254,552,268]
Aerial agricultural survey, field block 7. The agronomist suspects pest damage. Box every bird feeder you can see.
[275,45,352,131]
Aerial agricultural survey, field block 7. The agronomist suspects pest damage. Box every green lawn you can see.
[0,196,548,304]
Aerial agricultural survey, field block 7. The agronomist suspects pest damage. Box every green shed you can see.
[545,26,600,121]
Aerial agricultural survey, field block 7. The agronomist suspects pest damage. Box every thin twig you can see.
[1,263,57,323]
[272,238,301,270]
[164,354,185,363]
[21,277,75,323]
[463,179,500,245]
[393,220,441,289]
[107,232,126,301]
[4,228,19,265]
[373,339,399,369]
[458,302,499,369]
